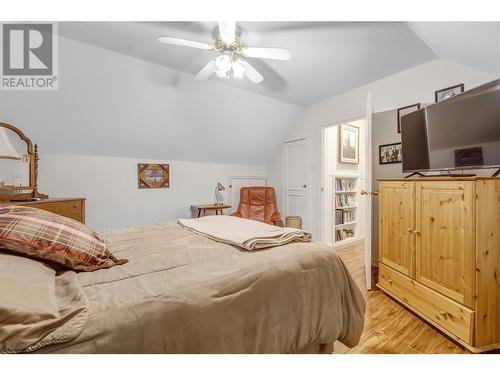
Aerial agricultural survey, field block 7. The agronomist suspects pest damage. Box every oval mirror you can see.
[0,123,35,196]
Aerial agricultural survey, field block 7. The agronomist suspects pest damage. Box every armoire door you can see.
[379,181,415,277]
[415,181,475,308]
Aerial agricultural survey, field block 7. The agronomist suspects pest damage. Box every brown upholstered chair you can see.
[231,186,281,225]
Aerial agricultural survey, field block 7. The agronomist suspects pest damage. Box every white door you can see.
[363,93,374,290]
[285,139,308,229]
[227,176,267,214]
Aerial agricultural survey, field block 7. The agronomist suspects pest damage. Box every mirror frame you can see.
[0,122,36,192]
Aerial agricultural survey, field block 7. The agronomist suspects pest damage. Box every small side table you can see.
[191,204,232,218]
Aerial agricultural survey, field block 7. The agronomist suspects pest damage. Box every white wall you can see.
[267,59,496,241]
[39,153,265,230]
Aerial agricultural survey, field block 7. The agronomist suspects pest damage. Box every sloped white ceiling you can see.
[0,36,301,165]
[58,22,438,106]
[407,22,500,75]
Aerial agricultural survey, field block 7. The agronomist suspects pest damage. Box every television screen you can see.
[401,79,500,173]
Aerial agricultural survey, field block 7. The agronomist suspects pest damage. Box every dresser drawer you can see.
[378,263,474,345]
[30,203,58,214]
[54,200,82,215]
[62,211,84,223]
[21,199,85,224]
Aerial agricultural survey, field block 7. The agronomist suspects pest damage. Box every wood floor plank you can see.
[377,308,427,341]
[334,243,471,354]
[347,330,417,354]
[409,325,468,354]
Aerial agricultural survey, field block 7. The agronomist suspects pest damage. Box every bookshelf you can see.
[333,175,359,245]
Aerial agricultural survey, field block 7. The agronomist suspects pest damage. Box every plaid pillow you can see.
[0,206,127,271]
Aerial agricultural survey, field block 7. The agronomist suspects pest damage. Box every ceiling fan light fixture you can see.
[215,55,232,74]
[215,70,229,79]
[231,59,246,78]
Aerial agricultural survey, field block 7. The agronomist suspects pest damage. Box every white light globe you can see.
[214,69,227,78]
[232,59,246,78]
[215,55,232,73]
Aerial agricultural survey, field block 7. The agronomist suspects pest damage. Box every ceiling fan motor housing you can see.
[215,36,243,58]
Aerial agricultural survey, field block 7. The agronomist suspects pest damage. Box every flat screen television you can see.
[401,79,500,173]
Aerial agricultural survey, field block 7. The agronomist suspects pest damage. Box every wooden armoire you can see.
[377,177,500,353]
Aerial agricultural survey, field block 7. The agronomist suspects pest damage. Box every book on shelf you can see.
[335,228,355,242]
[335,178,356,192]
[335,209,355,225]
[335,194,355,208]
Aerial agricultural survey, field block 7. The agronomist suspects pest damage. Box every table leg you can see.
[197,209,201,218]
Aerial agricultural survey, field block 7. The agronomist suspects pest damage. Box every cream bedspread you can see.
[178,215,312,250]
[13,221,365,353]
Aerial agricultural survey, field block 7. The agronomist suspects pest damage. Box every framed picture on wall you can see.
[379,142,402,164]
[397,103,420,133]
[339,123,359,164]
[138,163,170,189]
[434,83,464,102]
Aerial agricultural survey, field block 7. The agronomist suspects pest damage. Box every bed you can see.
[0,220,365,354]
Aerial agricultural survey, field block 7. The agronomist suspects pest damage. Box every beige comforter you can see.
[8,222,365,354]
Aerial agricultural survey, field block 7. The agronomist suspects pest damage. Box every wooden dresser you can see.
[0,198,86,224]
[377,177,500,352]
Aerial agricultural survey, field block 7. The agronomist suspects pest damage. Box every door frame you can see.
[283,138,310,231]
[319,114,366,244]
[319,111,374,290]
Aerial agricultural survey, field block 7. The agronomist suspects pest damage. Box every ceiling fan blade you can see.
[241,47,292,61]
[217,21,236,44]
[195,58,217,80]
[240,59,263,83]
[157,36,214,50]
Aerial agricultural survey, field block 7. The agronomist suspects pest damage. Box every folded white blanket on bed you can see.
[178,215,312,250]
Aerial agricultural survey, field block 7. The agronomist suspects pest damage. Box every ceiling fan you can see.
[157,21,291,83]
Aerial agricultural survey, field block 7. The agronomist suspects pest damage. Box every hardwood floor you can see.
[334,242,470,354]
